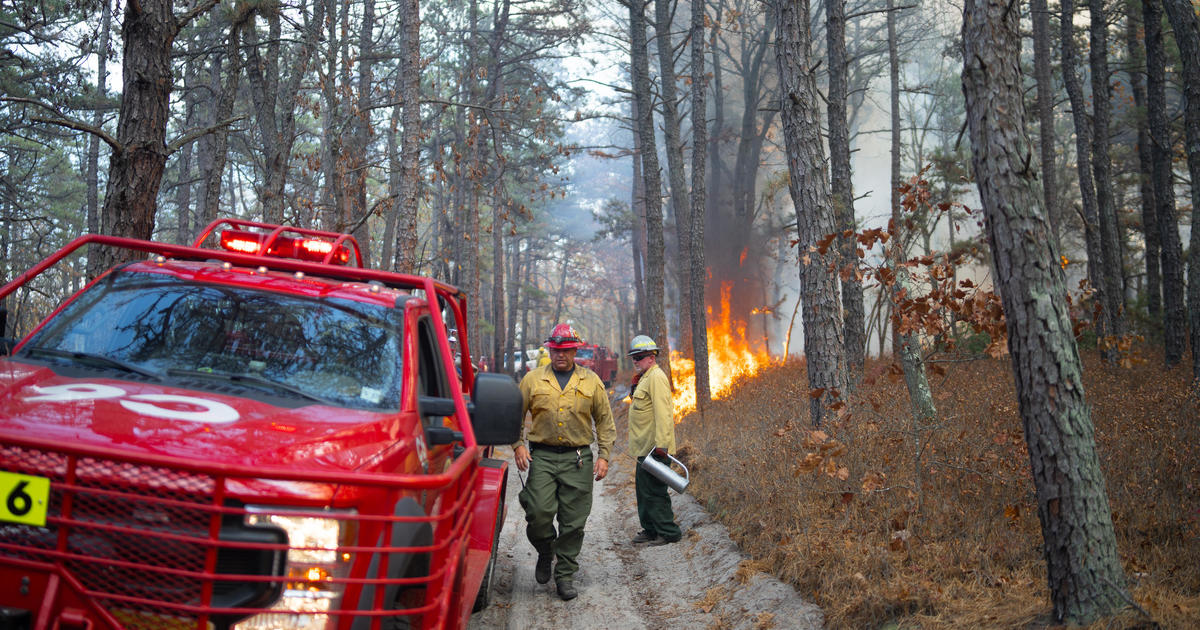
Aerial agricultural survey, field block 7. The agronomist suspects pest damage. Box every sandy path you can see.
[468,395,823,629]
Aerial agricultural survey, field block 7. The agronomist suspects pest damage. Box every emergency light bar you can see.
[219,229,352,265]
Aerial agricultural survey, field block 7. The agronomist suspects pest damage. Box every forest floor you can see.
[471,345,1199,629]
[671,346,1199,629]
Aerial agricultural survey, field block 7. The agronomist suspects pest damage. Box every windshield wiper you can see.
[166,368,337,406]
[21,346,164,380]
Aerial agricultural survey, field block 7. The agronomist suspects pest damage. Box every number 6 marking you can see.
[6,480,32,517]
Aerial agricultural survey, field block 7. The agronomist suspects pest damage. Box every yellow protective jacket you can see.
[514,364,615,461]
[627,363,675,458]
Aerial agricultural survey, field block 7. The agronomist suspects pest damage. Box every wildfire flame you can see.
[670,283,777,415]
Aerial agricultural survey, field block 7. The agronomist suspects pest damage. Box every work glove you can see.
[652,446,668,458]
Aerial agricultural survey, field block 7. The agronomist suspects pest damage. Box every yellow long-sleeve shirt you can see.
[627,363,675,458]
[515,364,615,461]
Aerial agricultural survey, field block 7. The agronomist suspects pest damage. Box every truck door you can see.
[415,316,458,477]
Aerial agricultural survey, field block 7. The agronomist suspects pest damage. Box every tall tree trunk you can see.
[888,0,902,358]
[1162,0,1200,378]
[772,0,847,427]
[961,0,1131,622]
[347,0,376,264]
[492,192,507,373]
[381,104,400,270]
[175,35,198,244]
[1030,0,1059,244]
[629,0,673,385]
[1144,0,1187,366]
[393,0,422,273]
[655,0,693,361]
[197,16,243,235]
[1089,0,1127,355]
[242,0,323,226]
[1125,1,1160,321]
[828,0,864,385]
[319,0,347,230]
[886,0,931,415]
[690,0,711,408]
[631,106,648,334]
[96,0,205,273]
[706,0,725,233]
[87,0,112,242]
[1061,0,1109,345]
[506,237,522,372]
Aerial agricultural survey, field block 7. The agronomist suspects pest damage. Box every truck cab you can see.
[0,220,520,630]
[573,344,618,388]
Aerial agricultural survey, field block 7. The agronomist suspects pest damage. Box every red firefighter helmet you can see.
[545,323,584,349]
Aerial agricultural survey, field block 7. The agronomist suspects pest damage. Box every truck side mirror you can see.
[470,372,522,446]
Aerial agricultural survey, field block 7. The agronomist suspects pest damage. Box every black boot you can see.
[535,553,552,584]
[556,579,577,600]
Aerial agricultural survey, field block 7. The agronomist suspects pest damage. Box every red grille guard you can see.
[0,432,485,630]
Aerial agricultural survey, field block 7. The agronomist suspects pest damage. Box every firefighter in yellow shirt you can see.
[512,323,615,601]
[626,334,682,546]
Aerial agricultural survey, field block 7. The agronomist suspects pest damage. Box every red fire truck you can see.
[573,344,618,387]
[0,219,521,630]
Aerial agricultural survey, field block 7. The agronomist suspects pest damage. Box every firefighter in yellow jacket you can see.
[626,334,682,545]
[512,323,615,601]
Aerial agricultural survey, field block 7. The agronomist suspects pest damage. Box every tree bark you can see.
[1088,0,1127,353]
[690,0,711,407]
[631,99,649,334]
[1060,0,1109,345]
[492,192,507,374]
[827,0,864,386]
[1161,0,1200,378]
[393,0,422,273]
[319,0,347,231]
[629,0,673,384]
[771,0,847,427]
[1030,0,1059,245]
[961,0,1130,622]
[655,0,693,361]
[888,0,902,358]
[346,0,376,264]
[175,36,198,244]
[1124,1,1160,321]
[96,0,179,272]
[86,0,112,241]
[196,16,243,236]
[1144,0,1187,366]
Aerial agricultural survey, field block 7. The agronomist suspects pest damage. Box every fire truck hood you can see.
[0,361,407,473]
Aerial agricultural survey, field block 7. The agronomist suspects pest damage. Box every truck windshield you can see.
[21,272,403,411]
[575,347,594,359]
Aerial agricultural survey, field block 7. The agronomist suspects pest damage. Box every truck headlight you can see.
[234,507,355,630]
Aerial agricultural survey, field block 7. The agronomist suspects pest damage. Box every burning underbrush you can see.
[671,282,778,415]
[673,349,1200,629]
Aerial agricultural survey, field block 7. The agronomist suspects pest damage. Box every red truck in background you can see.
[573,344,618,387]
[0,219,521,630]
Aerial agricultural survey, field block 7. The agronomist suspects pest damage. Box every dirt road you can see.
[468,433,824,629]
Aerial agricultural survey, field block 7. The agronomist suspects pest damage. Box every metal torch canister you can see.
[639,448,690,493]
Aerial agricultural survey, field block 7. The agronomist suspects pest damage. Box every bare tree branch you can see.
[165,115,248,154]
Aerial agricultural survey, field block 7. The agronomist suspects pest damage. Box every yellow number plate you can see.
[0,471,50,527]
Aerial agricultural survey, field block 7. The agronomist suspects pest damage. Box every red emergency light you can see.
[219,229,352,265]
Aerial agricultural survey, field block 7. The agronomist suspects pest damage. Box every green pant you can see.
[635,455,682,541]
[518,447,594,580]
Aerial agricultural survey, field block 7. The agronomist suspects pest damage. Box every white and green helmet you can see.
[627,335,661,356]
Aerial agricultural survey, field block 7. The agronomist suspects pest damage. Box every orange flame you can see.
[671,282,777,415]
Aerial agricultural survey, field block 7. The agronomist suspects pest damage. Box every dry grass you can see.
[674,347,1200,629]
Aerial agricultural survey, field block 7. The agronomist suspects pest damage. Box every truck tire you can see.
[472,487,506,612]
